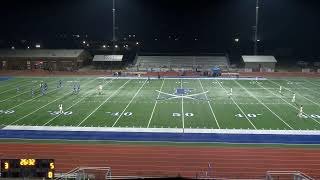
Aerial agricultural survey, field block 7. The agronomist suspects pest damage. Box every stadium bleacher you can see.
[135,55,229,70]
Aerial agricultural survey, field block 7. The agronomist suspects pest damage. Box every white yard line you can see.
[77,80,131,127]
[269,80,320,108]
[216,80,257,129]
[198,79,220,129]
[258,83,320,126]
[303,79,320,87]
[42,78,115,126]
[8,78,96,125]
[112,80,148,127]
[147,79,165,128]
[234,81,294,130]
[181,79,185,133]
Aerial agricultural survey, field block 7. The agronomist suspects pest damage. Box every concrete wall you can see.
[245,62,276,70]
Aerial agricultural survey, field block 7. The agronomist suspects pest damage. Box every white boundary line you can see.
[42,78,116,126]
[112,80,148,127]
[234,80,294,130]
[198,79,220,129]
[106,77,267,80]
[258,83,320,126]
[8,78,96,125]
[4,125,320,135]
[269,80,320,108]
[77,80,131,127]
[216,80,257,129]
[181,79,185,133]
[147,79,165,128]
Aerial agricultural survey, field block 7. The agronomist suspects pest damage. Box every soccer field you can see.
[0,76,320,131]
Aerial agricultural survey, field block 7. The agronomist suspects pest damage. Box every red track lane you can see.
[0,144,320,179]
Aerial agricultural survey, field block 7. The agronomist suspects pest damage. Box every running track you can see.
[0,144,320,179]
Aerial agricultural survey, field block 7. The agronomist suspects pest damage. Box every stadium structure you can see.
[2,1,320,180]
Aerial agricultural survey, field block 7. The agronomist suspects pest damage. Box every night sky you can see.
[1,0,320,55]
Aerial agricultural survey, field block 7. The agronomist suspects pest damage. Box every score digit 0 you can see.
[48,171,53,179]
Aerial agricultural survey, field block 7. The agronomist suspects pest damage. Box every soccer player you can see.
[298,105,303,118]
[292,93,296,103]
[77,83,80,93]
[59,104,63,114]
[44,83,48,91]
[148,76,150,83]
[57,80,62,88]
[31,88,34,97]
[16,86,20,93]
[279,86,282,94]
[73,84,77,94]
[98,84,103,95]
[229,88,233,97]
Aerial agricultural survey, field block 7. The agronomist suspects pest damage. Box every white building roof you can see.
[242,55,277,63]
[0,49,85,58]
[93,55,123,62]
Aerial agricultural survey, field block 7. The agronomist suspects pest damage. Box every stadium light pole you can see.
[112,0,116,42]
[254,0,259,55]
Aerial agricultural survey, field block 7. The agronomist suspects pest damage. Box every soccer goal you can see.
[55,166,112,180]
[265,171,315,180]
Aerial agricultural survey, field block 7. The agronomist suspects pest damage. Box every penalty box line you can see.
[258,82,320,126]
[6,78,76,111]
[234,80,294,130]
[42,78,116,126]
[269,80,320,108]
[216,80,257,130]
[77,79,131,127]
[8,78,97,126]
[0,79,58,103]
[112,79,148,127]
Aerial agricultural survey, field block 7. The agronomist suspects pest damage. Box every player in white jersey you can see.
[292,93,296,103]
[228,88,232,98]
[59,104,63,114]
[298,105,303,118]
[279,86,282,94]
[98,84,103,95]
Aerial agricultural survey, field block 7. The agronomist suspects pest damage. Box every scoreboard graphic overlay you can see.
[0,159,54,179]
